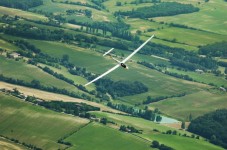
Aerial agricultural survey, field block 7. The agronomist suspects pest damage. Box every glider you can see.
[84,35,154,86]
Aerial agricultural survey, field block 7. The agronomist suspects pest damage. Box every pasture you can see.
[150,90,227,121]
[31,1,116,22]
[0,6,48,21]
[0,93,89,149]
[0,56,83,94]
[154,0,227,35]
[167,68,227,87]
[64,122,152,150]
[91,112,223,150]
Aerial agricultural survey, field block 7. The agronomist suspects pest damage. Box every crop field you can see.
[154,0,227,35]
[125,18,227,50]
[150,90,227,121]
[0,39,19,51]
[91,112,223,150]
[0,56,83,94]
[0,6,48,21]
[64,122,152,150]
[0,137,28,150]
[31,1,116,22]
[0,81,123,114]
[144,133,223,150]
[103,0,154,13]
[0,93,89,149]
[29,40,208,104]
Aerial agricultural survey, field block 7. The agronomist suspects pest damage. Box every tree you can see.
[181,121,185,129]
[156,115,162,122]
[189,113,193,121]
[100,118,107,125]
[62,54,69,62]
[151,140,159,148]
[116,2,122,6]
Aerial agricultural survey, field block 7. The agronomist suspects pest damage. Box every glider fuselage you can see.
[120,63,128,69]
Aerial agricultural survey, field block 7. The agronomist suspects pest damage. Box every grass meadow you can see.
[64,122,152,150]
[0,93,89,149]
[150,90,227,121]
[91,111,223,150]
[0,56,83,94]
[0,6,48,21]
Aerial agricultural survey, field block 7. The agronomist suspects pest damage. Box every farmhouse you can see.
[9,52,20,58]
[195,69,204,74]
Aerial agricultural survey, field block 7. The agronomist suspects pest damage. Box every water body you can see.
[156,115,180,124]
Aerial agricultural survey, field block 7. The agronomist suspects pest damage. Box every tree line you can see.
[0,0,43,10]
[107,102,162,122]
[198,41,227,57]
[115,2,199,18]
[26,96,100,117]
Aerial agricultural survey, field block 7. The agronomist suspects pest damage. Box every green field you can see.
[0,6,48,21]
[154,0,227,35]
[0,93,89,149]
[91,112,223,150]
[28,39,208,105]
[0,39,20,51]
[64,122,152,150]
[0,56,83,94]
[31,1,116,22]
[167,68,227,87]
[103,0,154,13]
[39,64,96,91]
[150,90,227,121]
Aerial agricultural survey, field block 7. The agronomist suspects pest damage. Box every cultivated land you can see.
[27,39,209,104]
[0,56,83,94]
[0,137,28,150]
[91,111,223,150]
[64,122,152,150]
[0,0,227,149]
[0,81,123,114]
[0,6,48,21]
[0,93,89,149]
[154,0,227,35]
[150,90,227,121]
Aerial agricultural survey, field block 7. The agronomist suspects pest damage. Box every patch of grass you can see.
[91,112,223,150]
[167,68,227,87]
[144,134,223,150]
[150,90,227,121]
[0,56,82,93]
[0,39,19,51]
[39,64,96,91]
[154,0,227,35]
[0,6,48,21]
[103,0,154,13]
[0,93,89,149]
[64,122,152,150]
[31,2,116,22]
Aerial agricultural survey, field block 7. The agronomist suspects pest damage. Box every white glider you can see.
[84,35,154,86]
